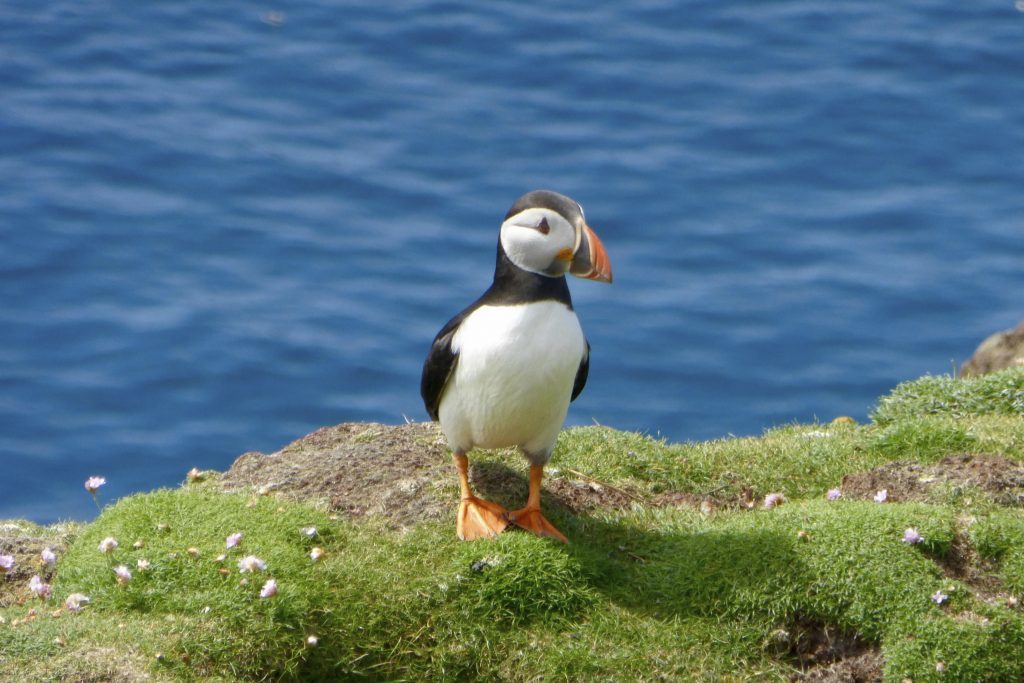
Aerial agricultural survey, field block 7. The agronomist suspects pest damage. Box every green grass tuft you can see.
[549,421,876,502]
[884,611,1024,682]
[872,367,1024,425]
[450,533,596,625]
[971,511,1024,595]
[867,418,978,460]
[53,488,337,679]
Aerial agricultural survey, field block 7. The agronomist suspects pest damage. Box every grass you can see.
[1,367,1023,681]
[872,369,1024,424]
[971,511,1024,596]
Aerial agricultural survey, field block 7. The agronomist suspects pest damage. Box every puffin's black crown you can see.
[504,190,585,228]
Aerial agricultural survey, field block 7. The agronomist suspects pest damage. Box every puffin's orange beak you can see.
[569,224,613,283]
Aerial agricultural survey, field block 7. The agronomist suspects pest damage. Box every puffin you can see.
[421,190,612,543]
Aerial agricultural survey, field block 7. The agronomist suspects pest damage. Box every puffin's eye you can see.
[535,217,550,235]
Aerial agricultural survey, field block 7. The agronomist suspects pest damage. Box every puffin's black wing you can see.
[420,309,470,421]
[571,340,590,402]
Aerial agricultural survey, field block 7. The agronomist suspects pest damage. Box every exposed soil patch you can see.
[219,425,1024,545]
[220,422,642,528]
[461,461,533,511]
[779,617,882,682]
[796,651,884,683]
[932,528,1012,608]
[653,486,758,514]
[546,474,641,512]
[220,422,454,528]
[840,453,1024,505]
[220,420,767,527]
[0,521,77,607]
[843,455,1021,607]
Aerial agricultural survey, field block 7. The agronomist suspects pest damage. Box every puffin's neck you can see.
[481,241,574,309]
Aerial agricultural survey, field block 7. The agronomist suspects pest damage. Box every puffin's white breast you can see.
[438,301,585,458]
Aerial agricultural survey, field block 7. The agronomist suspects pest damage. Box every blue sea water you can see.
[2,1,1023,523]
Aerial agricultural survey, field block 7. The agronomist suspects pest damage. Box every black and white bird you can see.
[421,190,612,542]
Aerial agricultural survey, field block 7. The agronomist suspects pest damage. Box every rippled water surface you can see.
[3,1,1023,522]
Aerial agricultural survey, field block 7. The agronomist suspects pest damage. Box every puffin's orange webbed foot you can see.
[457,496,509,541]
[505,463,568,543]
[507,507,568,544]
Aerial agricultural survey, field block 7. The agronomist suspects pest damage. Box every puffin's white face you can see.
[499,207,578,278]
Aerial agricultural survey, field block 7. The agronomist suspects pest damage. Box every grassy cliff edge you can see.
[2,368,1024,682]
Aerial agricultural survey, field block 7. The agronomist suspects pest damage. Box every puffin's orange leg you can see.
[453,452,509,541]
[507,464,568,544]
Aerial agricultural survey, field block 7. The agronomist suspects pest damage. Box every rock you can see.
[961,321,1024,377]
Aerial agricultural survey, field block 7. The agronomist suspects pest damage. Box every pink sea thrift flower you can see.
[65,593,90,611]
[873,489,888,503]
[259,579,278,598]
[826,488,842,501]
[903,528,923,544]
[29,575,52,599]
[98,537,118,553]
[763,493,785,509]
[931,590,948,605]
[41,547,57,565]
[0,554,14,573]
[113,565,132,585]
[226,532,243,549]
[84,476,106,493]
[238,555,267,573]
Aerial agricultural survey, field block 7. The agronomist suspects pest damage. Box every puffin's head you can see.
[499,190,613,283]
